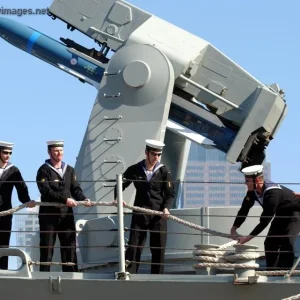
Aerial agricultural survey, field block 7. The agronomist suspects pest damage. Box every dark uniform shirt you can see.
[0,163,30,211]
[36,160,87,218]
[114,160,175,211]
[233,181,300,236]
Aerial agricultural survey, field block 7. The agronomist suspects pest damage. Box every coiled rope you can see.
[192,240,260,270]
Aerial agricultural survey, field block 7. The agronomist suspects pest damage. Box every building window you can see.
[186,198,204,206]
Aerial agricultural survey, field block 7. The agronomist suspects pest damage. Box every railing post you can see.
[115,174,129,280]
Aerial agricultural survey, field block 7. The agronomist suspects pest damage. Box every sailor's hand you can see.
[162,208,170,218]
[238,236,252,245]
[26,200,36,208]
[83,199,93,207]
[66,198,77,207]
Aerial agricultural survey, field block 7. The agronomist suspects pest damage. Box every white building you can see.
[181,143,271,208]
[14,205,39,268]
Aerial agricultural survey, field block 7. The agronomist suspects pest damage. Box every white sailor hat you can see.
[0,141,14,149]
[145,139,165,152]
[46,140,64,147]
[241,165,263,177]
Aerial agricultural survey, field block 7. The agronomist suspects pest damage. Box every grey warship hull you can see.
[1,271,300,300]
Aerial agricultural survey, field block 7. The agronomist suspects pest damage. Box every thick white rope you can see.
[193,262,259,269]
[192,239,260,269]
[256,270,300,276]
[1,200,234,238]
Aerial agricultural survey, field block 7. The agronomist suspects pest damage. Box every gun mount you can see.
[47,0,287,212]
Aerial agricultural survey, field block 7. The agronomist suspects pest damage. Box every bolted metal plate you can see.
[100,156,125,179]
[123,60,151,88]
[104,127,122,144]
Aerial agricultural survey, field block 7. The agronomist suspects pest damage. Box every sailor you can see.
[230,165,300,270]
[36,140,92,272]
[114,139,175,274]
[0,141,35,270]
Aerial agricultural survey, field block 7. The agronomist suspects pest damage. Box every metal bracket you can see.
[234,275,259,285]
[104,92,121,98]
[104,70,121,76]
[103,137,122,142]
[103,160,122,163]
[102,183,116,188]
[104,115,122,120]
[115,271,130,280]
[49,276,62,293]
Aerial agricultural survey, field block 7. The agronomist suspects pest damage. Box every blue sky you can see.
[1,0,299,266]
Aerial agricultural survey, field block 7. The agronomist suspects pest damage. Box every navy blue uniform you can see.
[115,160,175,274]
[233,181,300,269]
[36,160,86,272]
[0,163,31,269]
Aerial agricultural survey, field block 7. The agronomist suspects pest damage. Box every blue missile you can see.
[0,17,106,89]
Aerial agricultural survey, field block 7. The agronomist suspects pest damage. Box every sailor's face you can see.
[0,149,12,163]
[147,150,162,165]
[49,147,64,161]
[245,177,255,191]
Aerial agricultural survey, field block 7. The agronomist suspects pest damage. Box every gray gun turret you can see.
[47,0,287,212]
